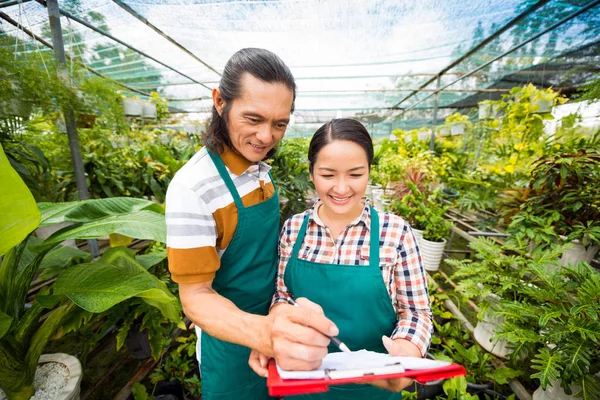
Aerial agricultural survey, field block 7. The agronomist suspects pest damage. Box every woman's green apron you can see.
[284,206,401,400]
[200,150,279,400]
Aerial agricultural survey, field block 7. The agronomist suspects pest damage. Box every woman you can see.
[268,119,432,399]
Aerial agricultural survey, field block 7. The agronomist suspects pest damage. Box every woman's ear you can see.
[212,88,225,116]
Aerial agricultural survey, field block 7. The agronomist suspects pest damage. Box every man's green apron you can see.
[285,206,402,400]
[201,150,279,400]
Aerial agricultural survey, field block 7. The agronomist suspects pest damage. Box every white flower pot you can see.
[122,98,144,116]
[473,313,511,358]
[532,379,580,400]
[417,130,430,141]
[419,237,446,271]
[142,102,157,119]
[559,241,600,267]
[478,103,493,120]
[36,353,82,400]
[35,222,78,249]
[439,127,450,136]
[533,98,553,114]
[411,228,423,244]
[389,132,398,142]
[450,123,465,135]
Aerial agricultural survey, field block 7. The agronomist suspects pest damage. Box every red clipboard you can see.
[267,359,467,396]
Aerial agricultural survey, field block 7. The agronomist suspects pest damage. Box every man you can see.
[166,48,337,400]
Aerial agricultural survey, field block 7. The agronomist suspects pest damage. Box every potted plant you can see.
[391,182,452,271]
[445,113,469,135]
[446,237,544,358]
[493,260,600,400]
[478,100,502,120]
[507,143,600,266]
[0,144,181,400]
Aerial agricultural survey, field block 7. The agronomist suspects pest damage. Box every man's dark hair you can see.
[202,48,296,159]
[308,118,374,174]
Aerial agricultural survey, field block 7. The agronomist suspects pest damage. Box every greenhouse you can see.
[0,0,599,399]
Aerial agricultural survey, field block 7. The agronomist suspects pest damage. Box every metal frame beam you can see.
[35,0,212,91]
[401,0,600,114]
[391,0,551,110]
[112,0,221,77]
[0,0,34,9]
[0,10,154,97]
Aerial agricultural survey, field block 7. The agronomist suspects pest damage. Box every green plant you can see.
[149,331,201,398]
[268,138,312,225]
[390,182,452,242]
[493,261,600,399]
[507,141,600,248]
[445,113,470,124]
[0,144,181,400]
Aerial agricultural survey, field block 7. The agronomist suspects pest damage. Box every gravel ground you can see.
[0,362,68,400]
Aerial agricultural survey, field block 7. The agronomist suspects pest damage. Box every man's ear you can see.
[212,88,225,116]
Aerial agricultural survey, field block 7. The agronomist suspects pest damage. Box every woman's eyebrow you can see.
[318,166,367,172]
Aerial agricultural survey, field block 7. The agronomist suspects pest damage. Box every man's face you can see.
[215,73,294,162]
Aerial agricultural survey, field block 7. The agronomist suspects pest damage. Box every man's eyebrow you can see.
[242,112,289,124]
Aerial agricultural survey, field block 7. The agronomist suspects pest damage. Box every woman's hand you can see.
[368,336,421,392]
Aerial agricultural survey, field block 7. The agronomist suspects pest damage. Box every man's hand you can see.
[266,298,337,371]
[368,336,421,392]
[249,349,270,377]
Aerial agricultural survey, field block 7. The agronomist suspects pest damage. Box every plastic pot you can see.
[122,98,144,116]
[450,123,465,135]
[473,312,511,358]
[419,237,446,272]
[559,240,600,267]
[35,353,83,400]
[125,322,152,360]
[142,102,157,119]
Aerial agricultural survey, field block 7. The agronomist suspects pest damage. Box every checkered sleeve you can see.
[271,217,297,308]
[390,222,433,356]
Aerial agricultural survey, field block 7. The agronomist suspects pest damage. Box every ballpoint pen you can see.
[287,298,351,353]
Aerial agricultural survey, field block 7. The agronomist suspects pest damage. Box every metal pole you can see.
[430,75,440,151]
[112,0,220,77]
[46,0,98,257]
[391,0,551,110]
[36,0,212,91]
[402,0,600,114]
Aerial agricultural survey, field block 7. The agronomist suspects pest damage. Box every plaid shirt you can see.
[273,198,433,356]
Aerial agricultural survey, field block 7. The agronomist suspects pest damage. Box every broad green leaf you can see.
[0,311,13,339]
[488,367,523,385]
[51,260,178,314]
[0,144,40,257]
[35,210,166,251]
[37,245,91,280]
[38,197,163,226]
[136,249,167,270]
[138,288,181,322]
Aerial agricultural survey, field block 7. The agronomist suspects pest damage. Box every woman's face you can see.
[310,139,369,219]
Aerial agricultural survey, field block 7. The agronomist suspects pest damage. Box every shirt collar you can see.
[219,144,258,176]
[309,197,372,230]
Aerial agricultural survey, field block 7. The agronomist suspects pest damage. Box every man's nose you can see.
[255,124,272,143]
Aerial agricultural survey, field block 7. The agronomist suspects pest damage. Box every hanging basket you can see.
[450,123,465,135]
[478,103,494,120]
[532,379,580,400]
[439,126,450,136]
[122,98,144,116]
[559,240,600,267]
[417,130,430,141]
[473,312,511,358]
[142,102,157,119]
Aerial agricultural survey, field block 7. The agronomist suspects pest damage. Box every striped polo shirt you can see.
[165,145,275,283]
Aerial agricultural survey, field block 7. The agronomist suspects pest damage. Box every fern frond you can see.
[531,348,562,390]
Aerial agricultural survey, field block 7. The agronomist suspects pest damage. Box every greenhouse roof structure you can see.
[1,0,599,136]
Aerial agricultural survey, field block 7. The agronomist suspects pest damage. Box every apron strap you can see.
[292,214,310,259]
[268,170,278,193]
[369,206,380,266]
[207,149,244,210]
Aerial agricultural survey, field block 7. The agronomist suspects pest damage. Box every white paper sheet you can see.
[276,350,451,380]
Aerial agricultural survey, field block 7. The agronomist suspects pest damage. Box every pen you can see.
[287,298,352,353]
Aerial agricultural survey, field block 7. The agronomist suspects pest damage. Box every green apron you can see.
[200,149,279,400]
[284,206,401,400]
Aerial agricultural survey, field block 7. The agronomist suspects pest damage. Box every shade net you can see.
[0,0,598,136]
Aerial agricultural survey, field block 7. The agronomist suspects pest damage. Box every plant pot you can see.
[532,379,580,400]
[35,222,78,249]
[142,102,157,119]
[532,98,553,114]
[417,130,430,141]
[389,132,398,142]
[122,98,144,116]
[473,313,511,358]
[40,353,82,400]
[154,380,185,400]
[439,126,450,136]
[411,228,423,244]
[559,241,600,267]
[419,237,446,271]
[125,322,152,360]
[450,123,465,135]
[441,187,460,198]
[478,103,494,120]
